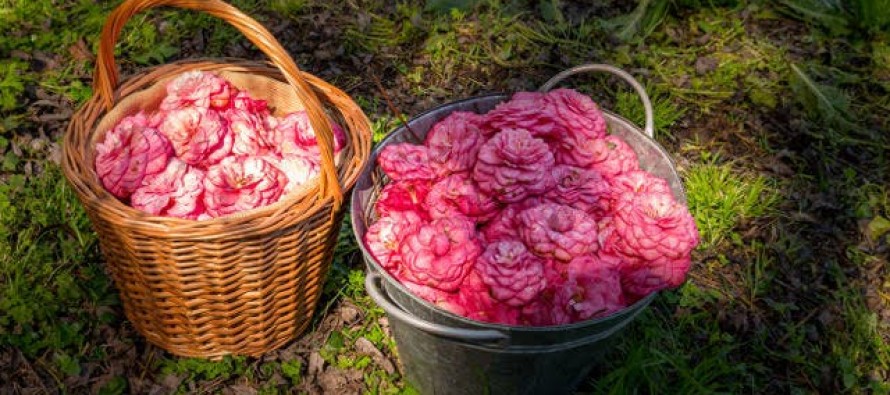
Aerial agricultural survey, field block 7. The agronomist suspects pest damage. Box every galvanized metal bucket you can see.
[351,64,687,395]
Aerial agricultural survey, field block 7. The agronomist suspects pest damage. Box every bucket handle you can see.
[365,274,510,346]
[539,64,655,139]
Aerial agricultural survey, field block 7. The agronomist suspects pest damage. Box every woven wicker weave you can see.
[61,0,371,358]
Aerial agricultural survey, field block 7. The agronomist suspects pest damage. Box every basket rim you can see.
[63,58,371,237]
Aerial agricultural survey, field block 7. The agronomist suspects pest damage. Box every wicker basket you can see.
[61,0,371,358]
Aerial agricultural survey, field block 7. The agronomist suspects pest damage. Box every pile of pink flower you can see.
[364,89,699,326]
[94,71,345,220]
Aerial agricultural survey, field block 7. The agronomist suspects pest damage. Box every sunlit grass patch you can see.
[344,4,423,57]
[370,116,399,144]
[684,161,780,249]
[0,61,26,112]
[416,3,601,91]
[508,18,601,65]
[614,84,686,141]
[267,0,311,18]
[620,7,790,113]
[420,8,491,87]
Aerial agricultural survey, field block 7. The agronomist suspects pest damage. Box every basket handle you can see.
[94,0,342,205]
[365,273,510,347]
[539,64,655,139]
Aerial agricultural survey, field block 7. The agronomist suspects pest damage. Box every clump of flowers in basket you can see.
[364,89,699,326]
[94,71,345,220]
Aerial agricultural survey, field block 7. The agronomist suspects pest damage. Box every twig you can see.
[139,346,156,383]
[15,349,50,394]
[368,72,422,144]
[776,308,819,345]
[33,353,60,393]
[196,376,226,395]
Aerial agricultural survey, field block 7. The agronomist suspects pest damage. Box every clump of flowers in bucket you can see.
[364,89,699,326]
[94,71,345,220]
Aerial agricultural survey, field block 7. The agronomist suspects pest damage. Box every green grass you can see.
[267,0,310,18]
[0,61,25,112]
[344,4,423,56]
[0,166,114,384]
[609,6,791,114]
[161,356,251,383]
[589,295,753,393]
[777,0,890,36]
[684,160,780,248]
[614,84,687,141]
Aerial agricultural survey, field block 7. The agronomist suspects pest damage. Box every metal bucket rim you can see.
[351,93,681,333]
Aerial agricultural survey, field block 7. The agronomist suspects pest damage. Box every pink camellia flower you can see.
[160,107,233,167]
[477,241,547,307]
[399,217,482,292]
[541,255,568,281]
[600,170,672,215]
[378,143,437,181]
[424,111,485,176]
[545,89,609,163]
[620,257,693,298]
[543,165,609,215]
[519,203,599,262]
[518,258,573,326]
[563,135,639,176]
[131,158,205,219]
[609,170,671,199]
[147,111,166,128]
[202,156,289,217]
[264,154,319,194]
[596,216,618,254]
[483,89,606,144]
[438,270,521,325]
[160,71,234,111]
[95,112,172,199]
[400,279,452,305]
[473,128,555,203]
[611,191,699,262]
[271,111,346,160]
[562,255,626,320]
[545,89,607,141]
[425,173,499,221]
[227,108,273,156]
[480,204,523,243]
[480,198,546,244]
[374,180,432,220]
[231,90,269,114]
[609,191,699,296]
[365,210,425,270]
[521,286,574,326]
[396,272,504,323]
[483,92,559,139]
